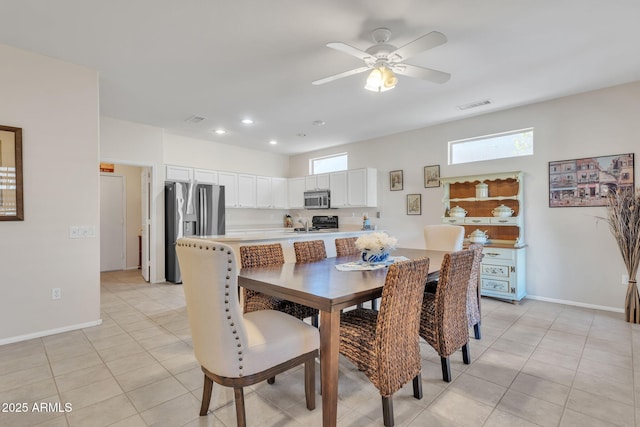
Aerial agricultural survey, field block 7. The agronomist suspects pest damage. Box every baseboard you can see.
[0,319,103,346]
[526,294,623,313]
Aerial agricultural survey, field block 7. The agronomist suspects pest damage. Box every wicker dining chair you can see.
[335,237,359,257]
[240,244,319,328]
[339,257,430,427]
[176,239,319,426]
[294,240,327,263]
[419,248,475,382]
[466,244,484,340]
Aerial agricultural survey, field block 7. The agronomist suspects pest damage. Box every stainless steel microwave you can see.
[304,190,330,209]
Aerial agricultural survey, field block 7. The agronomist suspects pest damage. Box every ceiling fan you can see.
[312,28,451,92]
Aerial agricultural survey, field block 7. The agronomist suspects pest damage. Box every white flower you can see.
[355,232,398,254]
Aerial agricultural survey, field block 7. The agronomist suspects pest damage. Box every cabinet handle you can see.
[497,220,509,223]
[471,219,481,223]
[486,252,500,257]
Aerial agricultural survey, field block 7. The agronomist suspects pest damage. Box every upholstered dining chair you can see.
[339,257,430,427]
[466,244,484,340]
[176,238,319,426]
[423,224,465,294]
[335,237,359,257]
[294,240,327,263]
[423,224,465,252]
[240,243,319,328]
[419,248,475,382]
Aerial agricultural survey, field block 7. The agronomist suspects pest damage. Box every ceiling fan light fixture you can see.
[364,66,397,92]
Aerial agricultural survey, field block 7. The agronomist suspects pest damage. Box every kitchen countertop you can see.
[192,228,377,243]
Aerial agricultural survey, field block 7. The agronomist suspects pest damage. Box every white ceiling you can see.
[2,0,640,155]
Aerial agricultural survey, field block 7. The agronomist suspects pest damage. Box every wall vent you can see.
[185,115,206,123]
[457,99,492,110]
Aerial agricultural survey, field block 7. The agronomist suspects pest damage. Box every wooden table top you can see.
[238,248,445,312]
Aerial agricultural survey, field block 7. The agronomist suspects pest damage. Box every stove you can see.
[312,215,339,230]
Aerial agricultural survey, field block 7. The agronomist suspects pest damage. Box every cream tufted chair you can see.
[176,238,319,426]
[423,224,465,252]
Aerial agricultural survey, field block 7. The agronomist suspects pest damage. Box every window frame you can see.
[448,128,534,165]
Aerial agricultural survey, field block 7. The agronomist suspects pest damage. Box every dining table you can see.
[238,247,446,427]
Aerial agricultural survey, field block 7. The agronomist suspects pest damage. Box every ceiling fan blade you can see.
[326,42,374,61]
[393,63,451,84]
[389,31,447,62]
[312,66,370,85]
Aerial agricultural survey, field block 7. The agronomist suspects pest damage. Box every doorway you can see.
[100,174,125,271]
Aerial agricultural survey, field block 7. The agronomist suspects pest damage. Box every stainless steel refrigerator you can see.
[165,182,225,283]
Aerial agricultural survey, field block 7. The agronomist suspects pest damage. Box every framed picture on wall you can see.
[407,194,422,215]
[549,152,634,207]
[390,170,403,191]
[424,165,440,188]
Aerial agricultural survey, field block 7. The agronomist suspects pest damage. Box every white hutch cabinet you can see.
[440,171,526,302]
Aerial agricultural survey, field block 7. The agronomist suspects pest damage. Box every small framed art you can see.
[424,165,440,188]
[407,194,422,215]
[390,170,403,191]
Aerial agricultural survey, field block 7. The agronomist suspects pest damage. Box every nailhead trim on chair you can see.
[178,242,245,377]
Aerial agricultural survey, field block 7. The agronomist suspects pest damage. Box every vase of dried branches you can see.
[605,187,640,323]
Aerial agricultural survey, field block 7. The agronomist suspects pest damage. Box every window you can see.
[310,153,348,174]
[449,128,533,165]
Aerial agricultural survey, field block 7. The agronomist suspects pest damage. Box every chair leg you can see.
[412,374,423,399]
[440,357,451,382]
[233,387,246,427]
[473,322,481,339]
[199,374,213,416]
[312,315,319,328]
[267,377,275,384]
[371,298,378,311]
[304,356,316,410]
[381,395,394,427]
[462,343,471,365]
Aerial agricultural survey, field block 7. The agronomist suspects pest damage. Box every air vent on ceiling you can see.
[457,99,492,110]
[184,115,206,124]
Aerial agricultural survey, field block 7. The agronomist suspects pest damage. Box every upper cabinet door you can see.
[288,177,305,209]
[237,174,257,208]
[194,168,218,185]
[270,177,288,209]
[348,168,377,207]
[329,171,347,208]
[218,172,238,208]
[256,176,272,208]
[166,165,192,182]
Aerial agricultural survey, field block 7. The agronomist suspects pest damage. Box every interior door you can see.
[141,167,151,282]
[100,174,125,271]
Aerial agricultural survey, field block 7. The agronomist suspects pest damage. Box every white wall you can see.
[290,81,640,311]
[0,44,101,343]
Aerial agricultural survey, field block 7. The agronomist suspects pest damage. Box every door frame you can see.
[101,158,158,283]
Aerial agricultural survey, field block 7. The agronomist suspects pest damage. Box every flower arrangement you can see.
[604,187,640,323]
[355,232,398,255]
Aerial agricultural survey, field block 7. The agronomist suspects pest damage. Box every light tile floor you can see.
[1,269,639,426]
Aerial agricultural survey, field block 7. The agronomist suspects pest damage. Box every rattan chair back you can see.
[294,240,327,263]
[335,237,359,257]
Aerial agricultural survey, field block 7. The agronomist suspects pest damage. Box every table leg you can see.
[320,309,340,427]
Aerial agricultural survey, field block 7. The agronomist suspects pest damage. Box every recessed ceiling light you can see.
[312,120,326,127]
[214,129,226,135]
[241,118,254,125]
[269,140,278,145]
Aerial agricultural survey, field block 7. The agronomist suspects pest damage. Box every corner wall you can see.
[0,44,101,343]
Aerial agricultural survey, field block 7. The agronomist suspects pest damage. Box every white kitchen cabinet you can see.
[305,173,330,191]
[288,177,305,209]
[218,171,238,208]
[329,171,348,208]
[165,165,192,182]
[193,168,218,184]
[347,168,377,207]
[237,174,257,208]
[270,177,288,209]
[256,176,287,209]
[440,171,526,302]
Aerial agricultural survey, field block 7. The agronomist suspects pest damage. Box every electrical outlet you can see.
[622,274,629,285]
[52,288,61,300]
